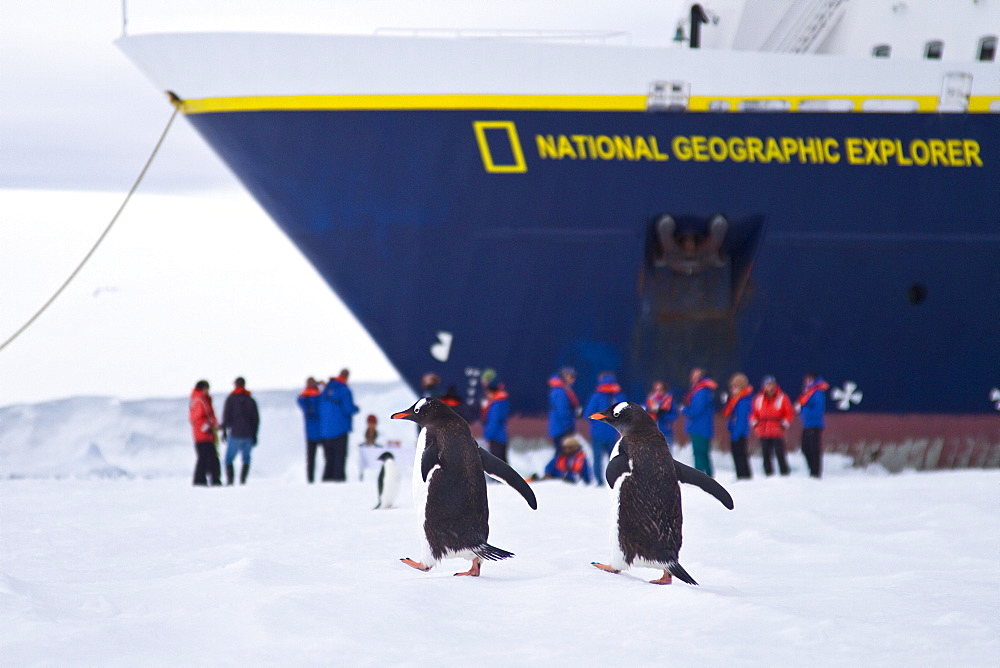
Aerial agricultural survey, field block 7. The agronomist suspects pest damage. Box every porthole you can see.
[978,36,997,62]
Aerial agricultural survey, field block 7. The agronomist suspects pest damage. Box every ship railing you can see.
[684,95,976,113]
[758,0,847,54]
[373,27,631,45]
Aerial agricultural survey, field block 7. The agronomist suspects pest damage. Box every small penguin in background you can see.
[589,401,734,585]
[374,451,400,509]
[391,397,537,576]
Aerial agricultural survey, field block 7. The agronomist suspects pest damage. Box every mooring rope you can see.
[0,101,181,355]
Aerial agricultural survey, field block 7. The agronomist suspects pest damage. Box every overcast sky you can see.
[0,1,678,407]
[1,0,679,195]
[0,2,392,406]
[1,1,675,191]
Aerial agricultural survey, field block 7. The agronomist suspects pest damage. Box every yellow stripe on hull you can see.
[178,93,1000,115]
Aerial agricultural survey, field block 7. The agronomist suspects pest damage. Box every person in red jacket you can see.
[189,380,221,486]
[750,376,794,476]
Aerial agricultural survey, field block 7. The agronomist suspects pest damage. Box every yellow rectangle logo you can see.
[473,121,527,173]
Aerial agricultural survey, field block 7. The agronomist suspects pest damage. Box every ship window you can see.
[737,99,791,112]
[907,284,927,305]
[924,40,943,60]
[861,98,919,113]
[799,99,856,112]
[872,44,891,58]
[979,36,997,62]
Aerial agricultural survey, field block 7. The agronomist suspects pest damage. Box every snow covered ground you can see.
[2,384,998,666]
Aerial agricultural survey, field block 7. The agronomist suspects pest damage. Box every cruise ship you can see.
[118,1,1000,467]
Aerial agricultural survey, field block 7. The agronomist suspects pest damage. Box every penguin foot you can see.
[591,562,620,574]
[650,570,673,585]
[400,558,431,572]
[454,558,482,577]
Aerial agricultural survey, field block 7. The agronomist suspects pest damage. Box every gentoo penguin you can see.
[391,397,537,576]
[589,401,734,585]
[374,451,400,509]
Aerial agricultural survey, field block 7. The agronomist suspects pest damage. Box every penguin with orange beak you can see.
[391,397,537,576]
[589,401,734,585]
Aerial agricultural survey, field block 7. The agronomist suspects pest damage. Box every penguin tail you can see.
[667,560,698,586]
[473,543,515,562]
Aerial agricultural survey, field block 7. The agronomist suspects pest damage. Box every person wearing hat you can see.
[357,414,385,480]
[220,376,260,485]
[541,434,592,484]
[584,371,627,485]
[479,368,497,396]
[481,381,510,463]
[750,375,795,476]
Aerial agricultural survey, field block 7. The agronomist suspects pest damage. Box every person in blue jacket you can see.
[796,372,830,478]
[681,367,718,477]
[547,367,579,455]
[481,382,510,463]
[584,372,627,485]
[724,372,754,479]
[297,377,325,483]
[319,368,359,482]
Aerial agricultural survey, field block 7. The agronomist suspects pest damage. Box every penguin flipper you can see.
[478,449,538,510]
[674,461,735,510]
[606,453,631,488]
[420,439,441,482]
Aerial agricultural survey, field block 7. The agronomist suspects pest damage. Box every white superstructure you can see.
[117,1,998,114]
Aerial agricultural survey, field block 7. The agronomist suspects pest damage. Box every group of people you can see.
[295,370,360,483]
[188,377,260,486]
[419,371,512,465]
[543,366,829,485]
[190,364,827,487]
[543,367,623,485]
[187,370,360,486]
[721,370,829,480]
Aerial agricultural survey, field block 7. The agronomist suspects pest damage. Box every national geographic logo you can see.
[474,120,985,173]
[473,121,527,173]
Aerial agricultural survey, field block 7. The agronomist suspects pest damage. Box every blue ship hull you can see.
[186,108,1000,418]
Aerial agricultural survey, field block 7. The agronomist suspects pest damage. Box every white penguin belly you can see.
[607,439,630,571]
[411,427,438,565]
[379,458,400,509]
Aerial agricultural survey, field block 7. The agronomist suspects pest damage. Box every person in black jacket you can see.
[221,377,260,485]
